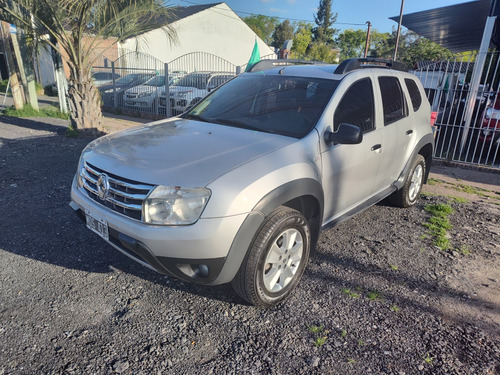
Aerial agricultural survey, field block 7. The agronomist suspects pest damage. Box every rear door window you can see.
[378,76,408,125]
[334,78,375,133]
[405,78,422,111]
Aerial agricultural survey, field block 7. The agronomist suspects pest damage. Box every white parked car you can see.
[124,73,184,111]
[159,72,235,114]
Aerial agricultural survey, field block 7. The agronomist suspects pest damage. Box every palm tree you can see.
[0,0,176,132]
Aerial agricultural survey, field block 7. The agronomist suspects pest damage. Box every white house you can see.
[119,2,275,69]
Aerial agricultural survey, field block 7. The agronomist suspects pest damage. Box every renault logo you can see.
[96,173,110,201]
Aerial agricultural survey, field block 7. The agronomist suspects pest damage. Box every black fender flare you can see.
[395,134,434,190]
[213,178,324,284]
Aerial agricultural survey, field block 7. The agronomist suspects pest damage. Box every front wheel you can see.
[231,207,311,307]
[390,154,426,208]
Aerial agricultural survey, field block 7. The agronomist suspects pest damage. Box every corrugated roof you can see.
[169,3,223,22]
[390,0,492,53]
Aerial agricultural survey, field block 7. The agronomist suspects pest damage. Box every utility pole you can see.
[0,22,24,109]
[393,0,405,61]
[364,21,372,58]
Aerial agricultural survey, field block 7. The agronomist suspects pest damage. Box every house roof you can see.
[389,0,495,53]
[170,3,223,23]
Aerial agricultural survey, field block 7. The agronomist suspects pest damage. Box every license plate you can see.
[125,101,134,105]
[85,210,109,241]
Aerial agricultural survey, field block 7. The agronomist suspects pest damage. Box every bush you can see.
[44,83,58,97]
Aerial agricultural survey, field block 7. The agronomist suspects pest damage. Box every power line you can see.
[176,0,368,27]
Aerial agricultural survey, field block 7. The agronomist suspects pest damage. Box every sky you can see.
[171,0,474,33]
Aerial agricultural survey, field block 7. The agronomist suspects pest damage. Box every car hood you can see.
[83,118,295,187]
[126,85,158,94]
[169,86,204,96]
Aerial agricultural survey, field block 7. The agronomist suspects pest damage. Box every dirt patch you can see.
[422,171,500,336]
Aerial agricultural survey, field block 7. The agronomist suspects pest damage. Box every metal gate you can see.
[413,52,500,170]
[94,51,240,117]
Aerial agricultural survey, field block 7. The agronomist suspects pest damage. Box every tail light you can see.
[430,111,437,127]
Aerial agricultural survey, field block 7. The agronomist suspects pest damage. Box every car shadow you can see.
[0,116,240,304]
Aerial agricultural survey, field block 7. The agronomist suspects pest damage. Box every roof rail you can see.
[248,59,325,72]
[334,58,408,74]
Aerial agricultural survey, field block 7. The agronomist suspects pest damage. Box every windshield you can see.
[175,74,210,89]
[144,75,166,87]
[184,73,338,138]
[116,74,149,85]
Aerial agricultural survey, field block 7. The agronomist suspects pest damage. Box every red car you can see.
[479,94,500,144]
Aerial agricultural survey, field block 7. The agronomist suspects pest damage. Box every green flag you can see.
[245,40,260,72]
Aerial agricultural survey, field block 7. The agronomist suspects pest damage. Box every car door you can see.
[320,76,383,222]
[373,73,415,190]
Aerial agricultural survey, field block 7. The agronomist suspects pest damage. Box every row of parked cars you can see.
[95,70,235,114]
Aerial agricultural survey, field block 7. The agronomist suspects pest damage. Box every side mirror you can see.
[207,85,217,92]
[324,123,363,145]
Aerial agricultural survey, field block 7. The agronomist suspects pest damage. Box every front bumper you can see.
[70,178,250,285]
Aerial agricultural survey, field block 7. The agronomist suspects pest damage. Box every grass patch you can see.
[389,264,398,271]
[390,305,400,313]
[453,184,500,201]
[308,325,328,347]
[342,288,360,298]
[2,104,69,120]
[426,178,441,186]
[422,203,454,250]
[423,353,435,364]
[457,245,471,255]
[366,291,383,301]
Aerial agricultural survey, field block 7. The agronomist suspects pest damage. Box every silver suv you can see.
[70,58,434,307]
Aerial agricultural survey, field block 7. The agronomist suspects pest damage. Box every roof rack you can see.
[334,58,408,74]
[248,59,325,72]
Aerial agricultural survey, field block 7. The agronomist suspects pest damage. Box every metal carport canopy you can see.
[389,0,492,53]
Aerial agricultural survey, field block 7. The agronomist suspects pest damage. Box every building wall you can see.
[119,3,274,67]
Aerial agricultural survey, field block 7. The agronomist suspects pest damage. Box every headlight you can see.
[104,88,121,93]
[138,91,153,98]
[485,107,500,120]
[143,186,211,225]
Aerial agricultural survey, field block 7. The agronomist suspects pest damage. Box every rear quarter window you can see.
[378,76,408,125]
[405,78,422,112]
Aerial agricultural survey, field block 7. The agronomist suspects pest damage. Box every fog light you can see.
[196,264,209,277]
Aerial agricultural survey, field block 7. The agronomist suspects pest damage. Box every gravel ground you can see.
[0,116,499,375]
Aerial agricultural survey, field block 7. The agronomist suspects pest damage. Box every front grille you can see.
[159,97,167,106]
[80,161,155,221]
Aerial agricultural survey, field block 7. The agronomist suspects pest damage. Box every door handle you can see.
[371,144,382,151]
[406,130,413,135]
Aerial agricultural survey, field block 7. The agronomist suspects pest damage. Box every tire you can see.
[231,207,311,307]
[390,154,426,208]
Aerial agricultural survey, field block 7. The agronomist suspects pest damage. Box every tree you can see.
[335,29,366,60]
[271,20,294,49]
[313,0,338,44]
[307,42,338,63]
[243,15,279,45]
[368,29,454,68]
[0,0,176,133]
[292,22,313,57]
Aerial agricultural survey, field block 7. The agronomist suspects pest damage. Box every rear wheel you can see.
[390,154,426,208]
[231,207,310,307]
